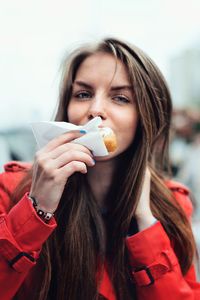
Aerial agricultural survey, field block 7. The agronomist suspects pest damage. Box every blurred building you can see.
[0,127,36,172]
[169,48,200,108]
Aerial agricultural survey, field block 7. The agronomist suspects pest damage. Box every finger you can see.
[40,130,87,153]
[53,150,95,168]
[48,142,93,160]
[56,161,88,181]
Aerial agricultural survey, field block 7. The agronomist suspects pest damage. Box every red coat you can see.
[0,161,200,300]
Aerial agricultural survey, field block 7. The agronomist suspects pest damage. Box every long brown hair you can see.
[13,38,196,300]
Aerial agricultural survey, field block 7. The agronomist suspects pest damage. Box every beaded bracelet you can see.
[28,195,54,222]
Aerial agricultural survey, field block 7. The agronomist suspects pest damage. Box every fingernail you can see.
[80,129,87,134]
[92,159,96,165]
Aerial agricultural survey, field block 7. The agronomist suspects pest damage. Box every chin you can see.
[94,149,123,161]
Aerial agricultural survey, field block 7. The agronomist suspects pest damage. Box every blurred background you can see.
[1,0,200,268]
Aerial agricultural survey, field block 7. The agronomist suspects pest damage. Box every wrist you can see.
[135,213,157,231]
[28,195,55,222]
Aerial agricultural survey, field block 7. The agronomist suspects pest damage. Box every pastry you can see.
[99,127,117,152]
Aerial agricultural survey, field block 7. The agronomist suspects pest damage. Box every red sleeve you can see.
[0,162,57,300]
[125,182,200,300]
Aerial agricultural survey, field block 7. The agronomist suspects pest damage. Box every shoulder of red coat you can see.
[0,161,32,213]
[165,180,193,218]
[3,161,32,173]
[165,180,189,195]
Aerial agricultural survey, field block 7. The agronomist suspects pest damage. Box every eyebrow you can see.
[73,80,132,91]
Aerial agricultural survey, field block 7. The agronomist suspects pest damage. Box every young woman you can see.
[0,38,200,300]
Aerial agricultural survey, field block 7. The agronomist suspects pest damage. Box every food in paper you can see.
[31,117,113,156]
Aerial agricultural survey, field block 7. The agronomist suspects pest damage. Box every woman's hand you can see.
[29,131,95,213]
[135,168,157,231]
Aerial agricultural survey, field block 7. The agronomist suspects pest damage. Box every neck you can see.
[87,158,117,209]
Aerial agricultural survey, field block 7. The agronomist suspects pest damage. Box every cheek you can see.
[67,102,84,124]
[67,104,75,123]
[116,112,138,146]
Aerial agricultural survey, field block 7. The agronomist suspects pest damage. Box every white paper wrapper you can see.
[30,117,109,156]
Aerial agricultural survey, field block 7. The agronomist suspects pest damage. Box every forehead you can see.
[75,52,130,85]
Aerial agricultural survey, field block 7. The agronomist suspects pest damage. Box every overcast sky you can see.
[1,0,200,129]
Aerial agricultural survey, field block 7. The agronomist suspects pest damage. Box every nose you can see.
[87,96,107,121]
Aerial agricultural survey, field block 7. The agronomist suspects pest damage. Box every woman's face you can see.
[68,52,138,159]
